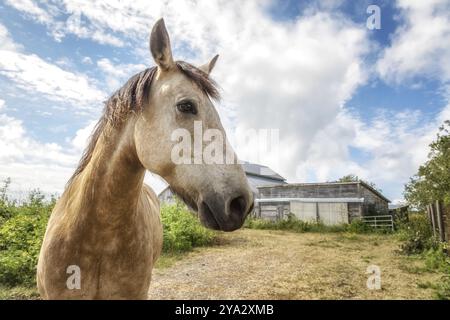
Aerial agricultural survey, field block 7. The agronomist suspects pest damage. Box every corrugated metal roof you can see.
[242,162,286,181]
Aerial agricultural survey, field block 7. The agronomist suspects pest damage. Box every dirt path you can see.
[148,229,441,299]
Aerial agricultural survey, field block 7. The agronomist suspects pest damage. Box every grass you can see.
[244,215,385,235]
[148,229,446,299]
[0,285,39,300]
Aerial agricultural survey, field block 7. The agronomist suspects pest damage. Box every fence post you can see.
[426,205,431,222]
[435,200,445,242]
[429,204,437,237]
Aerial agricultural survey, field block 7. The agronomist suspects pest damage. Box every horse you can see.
[36,18,254,300]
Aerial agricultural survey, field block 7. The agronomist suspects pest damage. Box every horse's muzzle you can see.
[198,191,254,232]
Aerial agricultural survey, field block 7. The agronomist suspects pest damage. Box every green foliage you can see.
[337,174,359,183]
[160,201,216,253]
[0,285,39,300]
[245,214,375,234]
[396,211,450,299]
[336,174,382,193]
[435,278,450,300]
[405,120,450,208]
[423,245,450,273]
[423,245,450,300]
[397,213,438,254]
[346,219,371,233]
[0,184,53,287]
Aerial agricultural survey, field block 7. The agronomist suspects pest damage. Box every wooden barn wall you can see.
[359,185,389,215]
[258,184,359,199]
[255,201,289,220]
[348,203,362,220]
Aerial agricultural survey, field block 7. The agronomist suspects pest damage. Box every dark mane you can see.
[175,61,220,100]
[67,62,220,187]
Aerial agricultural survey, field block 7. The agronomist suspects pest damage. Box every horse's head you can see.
[134,19,254,231]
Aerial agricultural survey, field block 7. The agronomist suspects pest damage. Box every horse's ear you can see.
[198,54,219,75]
[150,18,175,71]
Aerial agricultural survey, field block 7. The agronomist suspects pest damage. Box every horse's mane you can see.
[67,62,220,187]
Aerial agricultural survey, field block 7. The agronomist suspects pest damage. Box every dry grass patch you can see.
[148,228,444,300]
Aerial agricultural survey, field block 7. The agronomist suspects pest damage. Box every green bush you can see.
[435,275,450,300]
[423,245,450,273]
[244,214,371,234]
[160,201,216,253]
[347,219,371,233]
[396,213,450,299]
[422,245,450,300]
[397,213,437,254]
[0,190,53,287]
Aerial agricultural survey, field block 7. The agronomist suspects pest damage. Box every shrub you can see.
[421,244,450,300]
[435,275,450,300]
[423,245,450,273]
[244,214,368,234]
[160,201,216,253]
[347,219,371,234]
[397,213,437,255]
[0,191,52,287]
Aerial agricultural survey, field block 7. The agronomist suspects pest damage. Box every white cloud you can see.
[0,22,106,111]
[371,0,450,198]
[70,120,96,152]
[0,108,79,197]
[0,99,5,112]
[206,8,371,182]
[0,51,106,110]
[377,0,450,85]
[4,0,53,24]
[96,58,146,91]
[0,22,20,51]
[81,56,93,65]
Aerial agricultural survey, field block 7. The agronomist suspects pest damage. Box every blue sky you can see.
[0,0,449,203]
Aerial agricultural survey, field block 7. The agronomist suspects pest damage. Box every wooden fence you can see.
[426,200,449,243]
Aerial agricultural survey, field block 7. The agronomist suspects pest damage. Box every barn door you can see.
[318,203,349,225]
[290,202,317,222]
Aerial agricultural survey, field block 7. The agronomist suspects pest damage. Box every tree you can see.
[336,174,382,193]
[337,174,359,183]
[404,120,450,209]
[0,177,11,204]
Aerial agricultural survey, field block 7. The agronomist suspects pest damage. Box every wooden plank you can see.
[429,204,437,237]
[318,203,348,225]
[290,201,317,222]
[435,200,445,242]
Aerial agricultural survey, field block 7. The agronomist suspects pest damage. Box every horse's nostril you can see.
[228,196,247,218]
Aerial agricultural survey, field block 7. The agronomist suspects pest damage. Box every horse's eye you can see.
[176,101,197,115]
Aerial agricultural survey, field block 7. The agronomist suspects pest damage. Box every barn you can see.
[158,162,391,227]
[255,181,390,225]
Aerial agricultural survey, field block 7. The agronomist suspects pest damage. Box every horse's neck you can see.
[70,119,146,223]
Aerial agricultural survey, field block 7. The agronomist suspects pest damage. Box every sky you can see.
[0,0,449,203]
